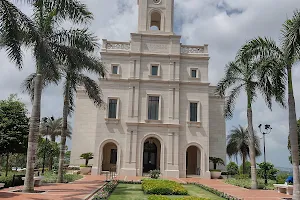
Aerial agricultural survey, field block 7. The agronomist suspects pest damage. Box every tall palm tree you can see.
[227,125,261,174]
[22,0,93,193]
[216,47,285,189]
[40,117,72,170]
[236,10,300,198]
[57,54,105,183]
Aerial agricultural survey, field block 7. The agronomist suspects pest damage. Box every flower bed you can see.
[92,180,118,200]
[189,183,242,200]
[148,195,210,200]
[142,180,188,195]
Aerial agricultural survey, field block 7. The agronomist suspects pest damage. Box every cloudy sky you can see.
[1,0,299,169]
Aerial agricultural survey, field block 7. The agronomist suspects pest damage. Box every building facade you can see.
[70,0,226,178]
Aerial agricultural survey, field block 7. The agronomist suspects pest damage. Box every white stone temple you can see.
[70,0,226,178]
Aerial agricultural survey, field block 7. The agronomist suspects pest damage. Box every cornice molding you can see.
[126,122,180,128]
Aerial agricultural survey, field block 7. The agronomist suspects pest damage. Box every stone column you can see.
[165,131,179,178]
[121,129,137,176]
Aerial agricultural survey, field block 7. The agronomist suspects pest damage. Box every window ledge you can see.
[187,121,201,127]
[110,74,121,77]
[145,120,162,124]
[188,77,201,80]
[148,75,161,78]
[105,118,120,124]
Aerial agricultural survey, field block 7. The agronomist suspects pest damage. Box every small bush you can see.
[276,173,291,184]
[149,170,160,179]
[42,171,83,183]
[0,172,25,188]
[239,161,251,176]
[226,162,238,175]
[225,178,275,190]
[257,162,279,180]
[148,196,209,200]
[142,180,187,195]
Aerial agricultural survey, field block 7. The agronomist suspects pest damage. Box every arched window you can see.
[150,11,161,30]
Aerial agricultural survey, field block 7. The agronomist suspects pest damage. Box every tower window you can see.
[150,11,161,30]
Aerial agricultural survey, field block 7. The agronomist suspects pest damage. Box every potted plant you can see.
[209,157,225,179]
[80,152,94,175]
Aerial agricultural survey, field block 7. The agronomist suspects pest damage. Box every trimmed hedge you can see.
[148,196,210,200]
[142,180,188,195]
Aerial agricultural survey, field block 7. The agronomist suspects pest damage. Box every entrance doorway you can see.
[102,142,118,172]
[143,137,161,173]
[186,145,201,176]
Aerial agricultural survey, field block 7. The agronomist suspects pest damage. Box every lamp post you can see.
[258,124,272,185]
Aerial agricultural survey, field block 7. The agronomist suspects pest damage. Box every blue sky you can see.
[0,0,299,168]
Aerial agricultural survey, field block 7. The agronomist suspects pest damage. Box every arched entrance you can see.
[186,145,201,176]
[102,142,118,172]
[143,137,161,173]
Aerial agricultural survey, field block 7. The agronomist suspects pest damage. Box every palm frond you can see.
[78,74,103,108]
[44,0,93,24]
[224,83,244,119]
[51,28,99,52]
[281,10,300,63]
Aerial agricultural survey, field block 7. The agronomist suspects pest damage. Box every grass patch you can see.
[224,178,276,190]
[108,183,225,200]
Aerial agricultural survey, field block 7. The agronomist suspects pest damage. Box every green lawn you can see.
[108,184,225,200]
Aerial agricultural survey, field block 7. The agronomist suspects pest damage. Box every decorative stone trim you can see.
[181,45,204,54]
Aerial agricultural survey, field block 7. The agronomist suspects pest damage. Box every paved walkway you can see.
[0,176,106,200]
[182,178,291,200]
[0,175,292,200]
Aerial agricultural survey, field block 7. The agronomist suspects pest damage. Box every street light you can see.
[41,117,54,175]
[258,124,272,185]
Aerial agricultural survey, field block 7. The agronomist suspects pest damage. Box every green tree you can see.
[216,40,285,189]
[0,94,29,176]
[257,162,279,181]
[209,157,225,170]
[22,0,93,192]
[36,136,59,170]
[239,161,251,177]
[226,126,261,175]
[236,10,300,198]
[226,162,238,175]
[40,117,72,170]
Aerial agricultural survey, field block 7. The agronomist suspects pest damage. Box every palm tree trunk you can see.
[57,84,70,183]
[287,66,300,200]
[23,74,43,193]
[242,153,246,175]
[247,95,258,189]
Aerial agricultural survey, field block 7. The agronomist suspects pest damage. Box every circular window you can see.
[153,0,161,4]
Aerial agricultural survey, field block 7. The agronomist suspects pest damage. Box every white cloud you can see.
[0,0,299,168]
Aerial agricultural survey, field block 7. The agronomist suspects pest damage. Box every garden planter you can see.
[210,171,221,179]
[80,166,92,175]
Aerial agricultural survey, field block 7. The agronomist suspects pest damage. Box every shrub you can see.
[80,152,94,167]
[209,157,225,170]
[142,180,188,195]
[257,162,279,180]
[150,170,160,179]
[92,180,118,199]
[276,172,291,184]
[0,172,25,188]
[148,196,209,200]
[42,171,83,183]
[239,161,251,176]
[226,162,238,175]
[225,178,275,190]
